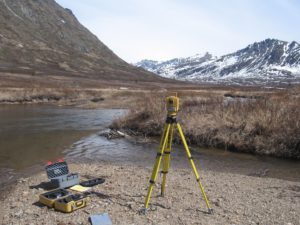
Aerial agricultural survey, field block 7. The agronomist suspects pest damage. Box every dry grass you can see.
[111,87,300,159]
[0,87,98,103]
[0,87,158,108]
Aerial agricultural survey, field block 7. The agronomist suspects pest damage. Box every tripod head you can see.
[166,95,179,117]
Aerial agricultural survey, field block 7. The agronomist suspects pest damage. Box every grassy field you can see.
[111,86,300,159]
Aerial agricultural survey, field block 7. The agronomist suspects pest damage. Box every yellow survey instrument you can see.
[166,95,179,117]
[143,94,213,214]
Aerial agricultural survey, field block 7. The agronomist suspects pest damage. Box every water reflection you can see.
[0,105,124,169]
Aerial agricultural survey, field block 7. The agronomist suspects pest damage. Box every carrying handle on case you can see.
[76,200,84,207]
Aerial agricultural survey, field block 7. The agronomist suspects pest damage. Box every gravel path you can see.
[1,163,299,225]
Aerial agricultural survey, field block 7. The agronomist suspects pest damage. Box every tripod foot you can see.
[139,208,147,215]
[208,208,214,214]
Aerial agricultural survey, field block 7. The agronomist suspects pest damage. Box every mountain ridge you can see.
[135,39,300,85]
[0,0,168,83]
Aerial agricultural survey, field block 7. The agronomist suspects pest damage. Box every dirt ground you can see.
[1,163,299,225]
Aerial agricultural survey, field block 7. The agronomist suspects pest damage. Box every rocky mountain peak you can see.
[135,39,300,86]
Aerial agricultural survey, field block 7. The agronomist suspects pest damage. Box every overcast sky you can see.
[55,0,300,63]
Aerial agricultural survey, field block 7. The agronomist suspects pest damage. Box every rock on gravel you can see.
[0,163,299,225]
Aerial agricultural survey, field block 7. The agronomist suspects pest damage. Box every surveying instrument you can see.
[143,94,213,214]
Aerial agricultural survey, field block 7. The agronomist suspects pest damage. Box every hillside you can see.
[0,0,169,83]
[136,39,300,86]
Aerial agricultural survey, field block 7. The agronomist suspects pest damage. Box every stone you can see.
[22,191,29,196]
[14,210,23,217]
[126,201,134,209]
[25,208,33,214]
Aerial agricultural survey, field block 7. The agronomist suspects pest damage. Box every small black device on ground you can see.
[80,178,105,187]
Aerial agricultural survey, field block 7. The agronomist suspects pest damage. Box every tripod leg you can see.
[159,123,168,149]
[176,123,213,214]
[161,123,174,196]
[144,123,171,209]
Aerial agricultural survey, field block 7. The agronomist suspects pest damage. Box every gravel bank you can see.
[1,163,299,225]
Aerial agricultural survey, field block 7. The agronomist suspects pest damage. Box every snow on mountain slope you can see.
[135,52,213,79]
[135,39,300,86]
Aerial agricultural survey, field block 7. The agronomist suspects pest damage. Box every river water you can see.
[0,104,299,188]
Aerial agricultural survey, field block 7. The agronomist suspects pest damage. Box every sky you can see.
[55,0,300,63]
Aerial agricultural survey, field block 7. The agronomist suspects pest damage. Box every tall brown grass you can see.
[111,88,300,159]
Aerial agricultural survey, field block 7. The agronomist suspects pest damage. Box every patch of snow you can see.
[270,65,300,75]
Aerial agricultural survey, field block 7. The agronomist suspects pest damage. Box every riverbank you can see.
[111,86,300,159]
[0,87,150,109]
[1,162,299,225]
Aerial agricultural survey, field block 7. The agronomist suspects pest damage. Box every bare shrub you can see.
[111,89,300,159]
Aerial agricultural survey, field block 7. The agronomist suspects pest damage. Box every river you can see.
[0,104,299,190]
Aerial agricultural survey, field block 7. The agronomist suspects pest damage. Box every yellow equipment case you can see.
[54,194,90,213]
[39,189,70,207]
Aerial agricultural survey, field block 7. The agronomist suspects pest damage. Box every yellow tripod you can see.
[143,95,213,214]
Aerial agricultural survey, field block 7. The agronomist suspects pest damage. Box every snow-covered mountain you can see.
[135,39,300,86]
